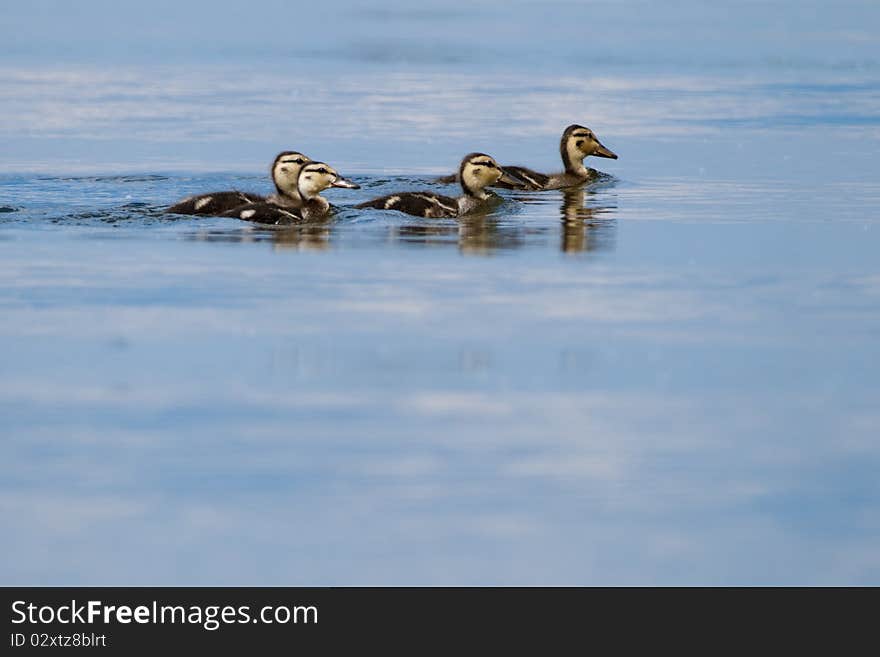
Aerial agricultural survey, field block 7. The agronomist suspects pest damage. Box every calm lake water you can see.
[2,0,880,584]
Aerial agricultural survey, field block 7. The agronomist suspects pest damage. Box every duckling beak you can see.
[331,176,360,189]
[498,167,527,187]
[593,142,618,160]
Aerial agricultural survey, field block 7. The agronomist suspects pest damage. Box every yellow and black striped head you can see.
[297,162,360,199]
[271,151,312,198]
[560,125,618,169]
[459,153,522,196]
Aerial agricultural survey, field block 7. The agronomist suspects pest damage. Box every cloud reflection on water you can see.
[3,65,880,174]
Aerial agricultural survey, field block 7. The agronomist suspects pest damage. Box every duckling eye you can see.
[295,158,305,164]
[576,140,584,147]
[317,168,328,174]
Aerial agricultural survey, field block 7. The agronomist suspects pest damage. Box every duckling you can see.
[165,151,311,215]
[220,162,359,225]
[357,153,523,218]
[436,125,618,190]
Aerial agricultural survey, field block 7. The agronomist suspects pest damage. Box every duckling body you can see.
[492,166,552,190]
[358,153,521,218]
[220,203,307,225]
[436,125,617,191]
[165,190,264,216]
[220,162,359,225]
[360,192,461,218]
[165,151,311,216]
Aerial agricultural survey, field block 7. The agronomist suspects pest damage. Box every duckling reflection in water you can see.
[388,188,615,255]
[436,124,617,190]
[166,151,311,215]
[358,153,523,217]
[184,222,331,249]
[559,187,616,253]
[458,216,525,254]
[271,225,331,251]
[390,214,524,254]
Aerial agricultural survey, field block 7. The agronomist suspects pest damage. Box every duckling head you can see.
[459,153,523,198]
[560,125,618,174]
[297,162,360,200]
[271,151,312,199]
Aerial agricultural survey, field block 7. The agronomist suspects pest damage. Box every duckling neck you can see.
[562,142,590,178]
[460,178,489,201]
[273,178,303,205]
[299,184,323,203]
[457,195,477,215]
[268,189,302,207]
[300,195,330,220]
[457,190,490,215]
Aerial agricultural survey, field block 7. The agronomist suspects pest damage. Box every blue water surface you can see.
[1,0,879,584]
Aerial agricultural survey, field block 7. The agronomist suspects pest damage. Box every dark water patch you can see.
[359,178,397,188]
[46,204,177,226]
[588,171,619,186]
[0,206,18,213]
